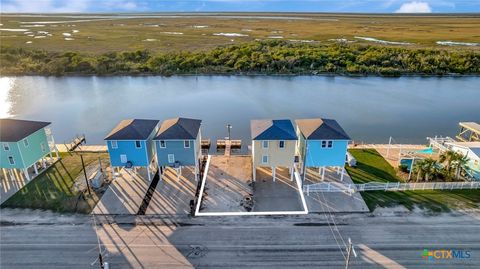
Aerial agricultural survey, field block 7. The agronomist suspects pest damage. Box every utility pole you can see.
[226,124,232,140]
[80,154,92,196]
[92,215,105,269]
[345,238,357,269]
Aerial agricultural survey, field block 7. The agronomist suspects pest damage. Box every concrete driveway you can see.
[303,167,369,213]
[253,167,304,212]
[92,168,151,215]
[199,155,253,213]
[146,166,198,215]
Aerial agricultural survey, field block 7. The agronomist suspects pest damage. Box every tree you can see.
[439,150,458,179]
[452,154,470,180]
[413,158,439,182]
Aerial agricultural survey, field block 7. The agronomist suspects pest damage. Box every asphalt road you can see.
[1,209,479,268]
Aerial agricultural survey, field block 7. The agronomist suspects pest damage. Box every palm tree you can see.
[452,154,470,180]
[422,158,439,182]
[439,150,458,178]
[412,159,425,182]
[413,158,439,182]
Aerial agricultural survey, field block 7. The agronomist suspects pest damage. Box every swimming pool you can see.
[416,147,434,154]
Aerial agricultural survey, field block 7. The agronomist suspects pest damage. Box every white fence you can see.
[304,181,480,194]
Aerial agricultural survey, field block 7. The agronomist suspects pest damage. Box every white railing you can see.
[304,181,480,194]
[304,182,356,195]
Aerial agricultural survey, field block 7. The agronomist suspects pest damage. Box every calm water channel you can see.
[0,76,478,147]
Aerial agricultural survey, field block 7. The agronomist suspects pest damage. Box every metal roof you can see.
[154,117,202,140]
[251,119,297,140]
[105,119,159,140]
[295,118,350,140]
[0,118,51,142]
[459,122,480,134]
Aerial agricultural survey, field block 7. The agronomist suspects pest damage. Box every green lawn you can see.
[346,149,400,184]
[1,152,109,214]
[347,149,480,213]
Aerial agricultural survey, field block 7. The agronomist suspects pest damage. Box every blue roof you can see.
[251,119,297,140]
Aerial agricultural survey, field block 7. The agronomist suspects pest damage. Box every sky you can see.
[1,0,479,13]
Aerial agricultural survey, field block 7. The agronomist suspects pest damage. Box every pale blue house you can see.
[153,117,202,181]
[295,118,350,181]
[1,119,57,181]
[105,119,160,181]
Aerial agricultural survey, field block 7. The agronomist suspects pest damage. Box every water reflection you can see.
[0,76,479,147]
[0,77,14,118]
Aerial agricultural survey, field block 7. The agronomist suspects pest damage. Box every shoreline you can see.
[2,72,480,78]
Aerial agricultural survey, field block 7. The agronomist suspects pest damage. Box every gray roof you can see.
[105,119,159,140]
[154,118,202,140]
[296,118,350,140]
[251,119,297,140]
[0,118,51,142]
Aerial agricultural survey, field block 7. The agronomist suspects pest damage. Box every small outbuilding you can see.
[251,119,298,182]
[1,119,58,181]
[295,118,350,181]
[154,117,202,181]
[105,119,160,181]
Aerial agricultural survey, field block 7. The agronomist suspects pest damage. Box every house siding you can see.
[1,128,50,169]
[107,140,150,167]
[155,140,196,166]
[303,140,348,167]
[1,141,24,168]
[252,140,296,168]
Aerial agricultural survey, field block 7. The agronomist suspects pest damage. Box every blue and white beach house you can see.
[105,119,160,181]
[1,119,58,181]
[251,119,298,182]
[154,117,202,181]
[295,118,351,181]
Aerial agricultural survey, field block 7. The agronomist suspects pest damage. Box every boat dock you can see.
[457,122,480,142]
[216,139,241,156]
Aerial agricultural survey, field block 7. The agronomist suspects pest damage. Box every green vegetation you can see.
[346,149,400,184]
[347,149,480,212]
[1,14,479,53]
[408,150,471,182]
[1,152,109,214]
[2,41,479,76]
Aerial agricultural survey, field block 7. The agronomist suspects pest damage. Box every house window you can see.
[23,139,29,147]
[3,143,9,151]
[279,140,285,149]
[321,140,333,148]
[120,154,127,163]
[159,140,166,148]
[168,154,175,163]
[41,142,46,152]
[135,140,142,149]
[184,140,190,148]
[262,140,269,148]
[8,156,15,165]
[111,140,118,149]
[262,155,268,164]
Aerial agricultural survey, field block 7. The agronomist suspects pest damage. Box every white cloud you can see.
[395,1,432,13]
[1,0,139,13]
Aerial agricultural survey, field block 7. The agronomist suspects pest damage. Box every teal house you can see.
[105,119,160,181]
[1,119,57,181]
[295,118,350,181]
[154,117,202,181]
